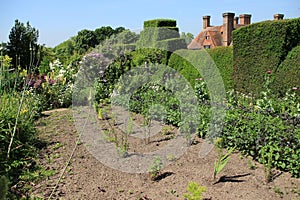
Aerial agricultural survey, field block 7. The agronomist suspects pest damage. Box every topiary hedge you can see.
[233,17,300,97]
[136,19,186,52]
[144,19,177,28]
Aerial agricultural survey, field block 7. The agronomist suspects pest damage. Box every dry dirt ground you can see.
[30,108,300,200]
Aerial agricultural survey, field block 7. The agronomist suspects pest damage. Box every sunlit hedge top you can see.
[144,19,177,28]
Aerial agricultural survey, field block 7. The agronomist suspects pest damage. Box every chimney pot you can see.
[239,14,252,25]
[203,15,211,29]
[274,14,284,20]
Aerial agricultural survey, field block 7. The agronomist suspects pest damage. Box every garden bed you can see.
[29,109,300,200]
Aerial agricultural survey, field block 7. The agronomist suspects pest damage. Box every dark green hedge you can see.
[273,45,300,96]
[207,47,233,90]
[144,19,177,28]
[233,18,300,96]
[168,47,233,89]
[157,38,187,52]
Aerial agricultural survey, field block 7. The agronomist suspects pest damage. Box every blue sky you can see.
[1,0,299,47]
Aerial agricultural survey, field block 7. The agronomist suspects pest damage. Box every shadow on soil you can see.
[214,173,251,184]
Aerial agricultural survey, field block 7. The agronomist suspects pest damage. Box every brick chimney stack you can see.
[234,17,239,28]
[222,12,235,46]
[239,14,251,25]
[274,14,284,20]
[203,16,211,29]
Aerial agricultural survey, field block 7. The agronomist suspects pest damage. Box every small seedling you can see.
[149,156,163,180]
[183,181,207,200]
[213,138,235,181]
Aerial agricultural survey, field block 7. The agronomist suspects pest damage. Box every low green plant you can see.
[149,156,163,180]
[183,181,207,200]
[213,138,235,181]
[260,146,274,183]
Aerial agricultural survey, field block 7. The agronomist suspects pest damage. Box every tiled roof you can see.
[188,25,224,49]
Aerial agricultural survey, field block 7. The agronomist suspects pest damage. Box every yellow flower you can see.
[20,109,28,115]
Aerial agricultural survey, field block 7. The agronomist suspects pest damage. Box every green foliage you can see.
[144,19,177,28]
[183,181,206,200]
[149,156,163,180]
[0,92,40,198]
[7,19,41,70]
[181,32,194,45]
[0,176,8,200]
[137,19,185,52]
[273,45,300,96]
[233,17,300,96]
[222,89,300,177]
[207,47,233,90]
[156,38,187,52]
[75,29,97,54]
[168,48,233,89]
[213,142,235,180]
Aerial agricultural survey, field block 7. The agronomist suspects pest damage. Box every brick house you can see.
[188,13,284,49]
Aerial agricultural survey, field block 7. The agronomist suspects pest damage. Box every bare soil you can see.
[30,108,300,200]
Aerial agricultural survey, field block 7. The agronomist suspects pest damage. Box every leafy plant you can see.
[183,181,207,200]
[213,138,235,181]
[260,146,274,183]
[149,156,163,180]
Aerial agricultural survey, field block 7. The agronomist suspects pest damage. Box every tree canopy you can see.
[7,20,41,70]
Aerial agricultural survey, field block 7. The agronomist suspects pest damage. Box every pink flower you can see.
[266,70,271,74]
[292,87,297,91]
[195,77,203,81]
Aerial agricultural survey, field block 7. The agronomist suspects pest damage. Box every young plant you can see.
[213,138,235,181]
[260,146,274,183]
[183,181,207,200]
[149,156,163,180]
[143,115,151,144]
[118,116,133,157]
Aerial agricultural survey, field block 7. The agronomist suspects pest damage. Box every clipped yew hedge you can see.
[233,18,300,96]
[144,19,177,28]
[168,47,233,90]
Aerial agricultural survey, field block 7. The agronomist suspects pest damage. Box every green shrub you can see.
[222,99,300,177]
[233,17,300,96]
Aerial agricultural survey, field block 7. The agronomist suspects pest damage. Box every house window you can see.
[204,45,211,49]
[205,35,210,40]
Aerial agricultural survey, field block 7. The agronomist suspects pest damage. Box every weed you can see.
[149,156,163,181]
[274,186,284,198]
[247,158,257,170]
[183,181,206,200]
[167,154,175,161]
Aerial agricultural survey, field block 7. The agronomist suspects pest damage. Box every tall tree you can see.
[181,32,194,45]
[74,29,97,54]
[7,20,40,70]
